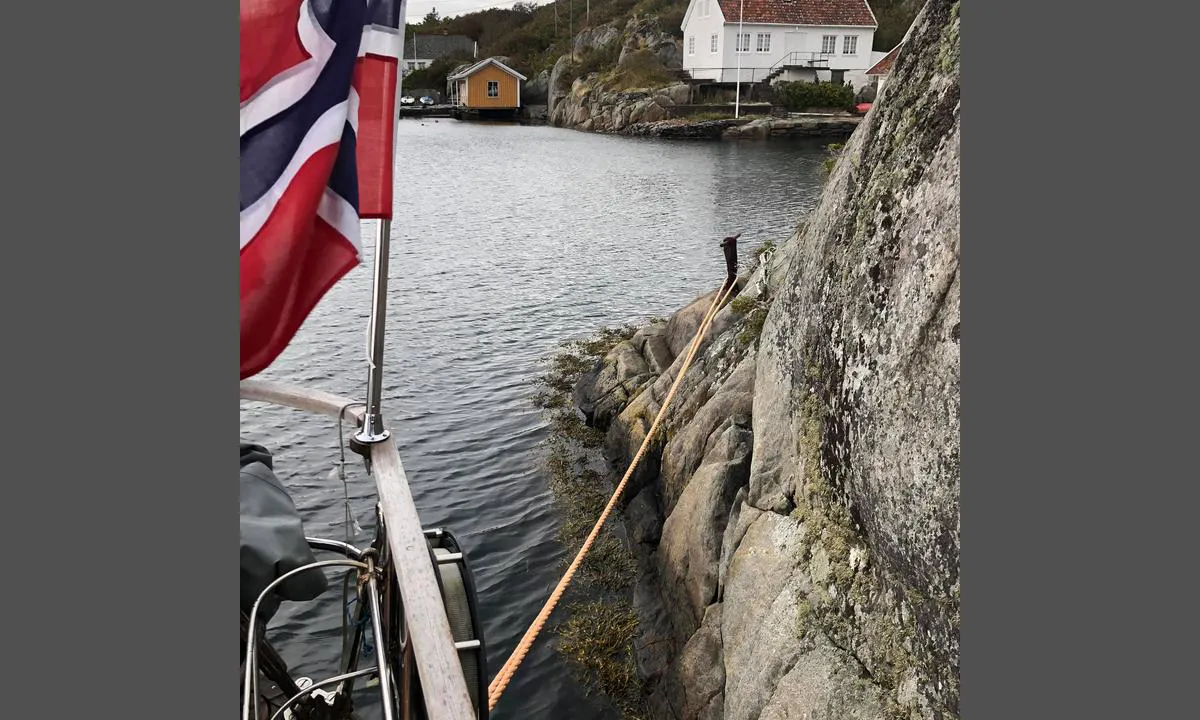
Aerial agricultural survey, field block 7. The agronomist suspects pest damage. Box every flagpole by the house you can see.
[734,0,744,118]
[356,6,407,447]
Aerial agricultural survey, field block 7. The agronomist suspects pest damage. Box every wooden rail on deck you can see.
[241,379,477,720]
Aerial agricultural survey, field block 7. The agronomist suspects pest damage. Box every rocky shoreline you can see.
[544,72,862,141]
[624,115,863,140]
[546,2,961,718]
[537,84,863,140]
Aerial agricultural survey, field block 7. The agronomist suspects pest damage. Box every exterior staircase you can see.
[765,51,832,83]
[763,66,787,84]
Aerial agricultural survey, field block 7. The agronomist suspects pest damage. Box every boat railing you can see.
[241,378,477,720]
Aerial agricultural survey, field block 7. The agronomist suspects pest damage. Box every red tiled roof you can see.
[866,42,901,75]
[715,0,878,27]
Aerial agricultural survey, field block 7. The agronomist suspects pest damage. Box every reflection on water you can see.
[239,120,832,719]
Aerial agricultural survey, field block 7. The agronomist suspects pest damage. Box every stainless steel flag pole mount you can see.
[355,217,393,446]
[353,1,406,452]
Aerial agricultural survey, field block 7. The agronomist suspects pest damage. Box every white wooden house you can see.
[681,0,879,88]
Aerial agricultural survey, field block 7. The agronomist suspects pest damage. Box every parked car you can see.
[419,96,435,106]
[399,95,416,105]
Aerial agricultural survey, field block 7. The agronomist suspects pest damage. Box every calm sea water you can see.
[239,120,831,719]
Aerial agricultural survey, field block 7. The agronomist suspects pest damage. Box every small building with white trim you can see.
[447,57,528,119]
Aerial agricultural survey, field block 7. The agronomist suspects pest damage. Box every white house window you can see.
[688,35,695,55]
[487,80,499,97]
[736,33,751,53]
[702,0,710,17]
[710,34,719,53]
[756,33,771,53]
[821,35,836,54]
[843,36,858,54]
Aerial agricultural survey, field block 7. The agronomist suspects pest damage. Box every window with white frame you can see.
[756,33,771,53]
[710,34,719,53]
[688,35,695,55]
[736,33,751,53]
[487,80,499,97]
[843,36,857,54]
[821,35,836,54]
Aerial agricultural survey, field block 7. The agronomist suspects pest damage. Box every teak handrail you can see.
[241,378,476,720]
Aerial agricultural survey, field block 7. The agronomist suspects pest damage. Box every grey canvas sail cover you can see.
[240,442,328,623]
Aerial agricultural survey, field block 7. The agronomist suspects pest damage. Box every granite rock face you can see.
[547,54,576,118]
[547,15,685,131]
[748,1,960,712]
[571,1,960,717]
[574,21,623,55]
[618,15,683,70]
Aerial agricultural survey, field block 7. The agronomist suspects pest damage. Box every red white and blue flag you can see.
[240,0,404,379]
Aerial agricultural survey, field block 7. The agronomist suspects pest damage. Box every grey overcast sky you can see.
[405,0,553,24]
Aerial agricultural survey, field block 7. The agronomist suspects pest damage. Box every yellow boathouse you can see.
[447,57,527,119]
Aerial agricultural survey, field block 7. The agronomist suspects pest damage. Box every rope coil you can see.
[487,278,739,710]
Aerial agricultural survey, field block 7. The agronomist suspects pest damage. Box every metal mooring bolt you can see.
[721,232,741,288]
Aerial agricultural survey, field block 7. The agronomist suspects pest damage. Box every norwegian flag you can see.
[240,0,404,380]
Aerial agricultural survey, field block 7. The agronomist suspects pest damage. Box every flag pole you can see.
[356,217,393,444]
[355,2,407,447]
[734,0,744,118]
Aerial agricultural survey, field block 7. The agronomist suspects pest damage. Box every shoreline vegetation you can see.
[532,322,651,719]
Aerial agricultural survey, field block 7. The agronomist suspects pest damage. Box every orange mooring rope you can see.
[486,277,739,710]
